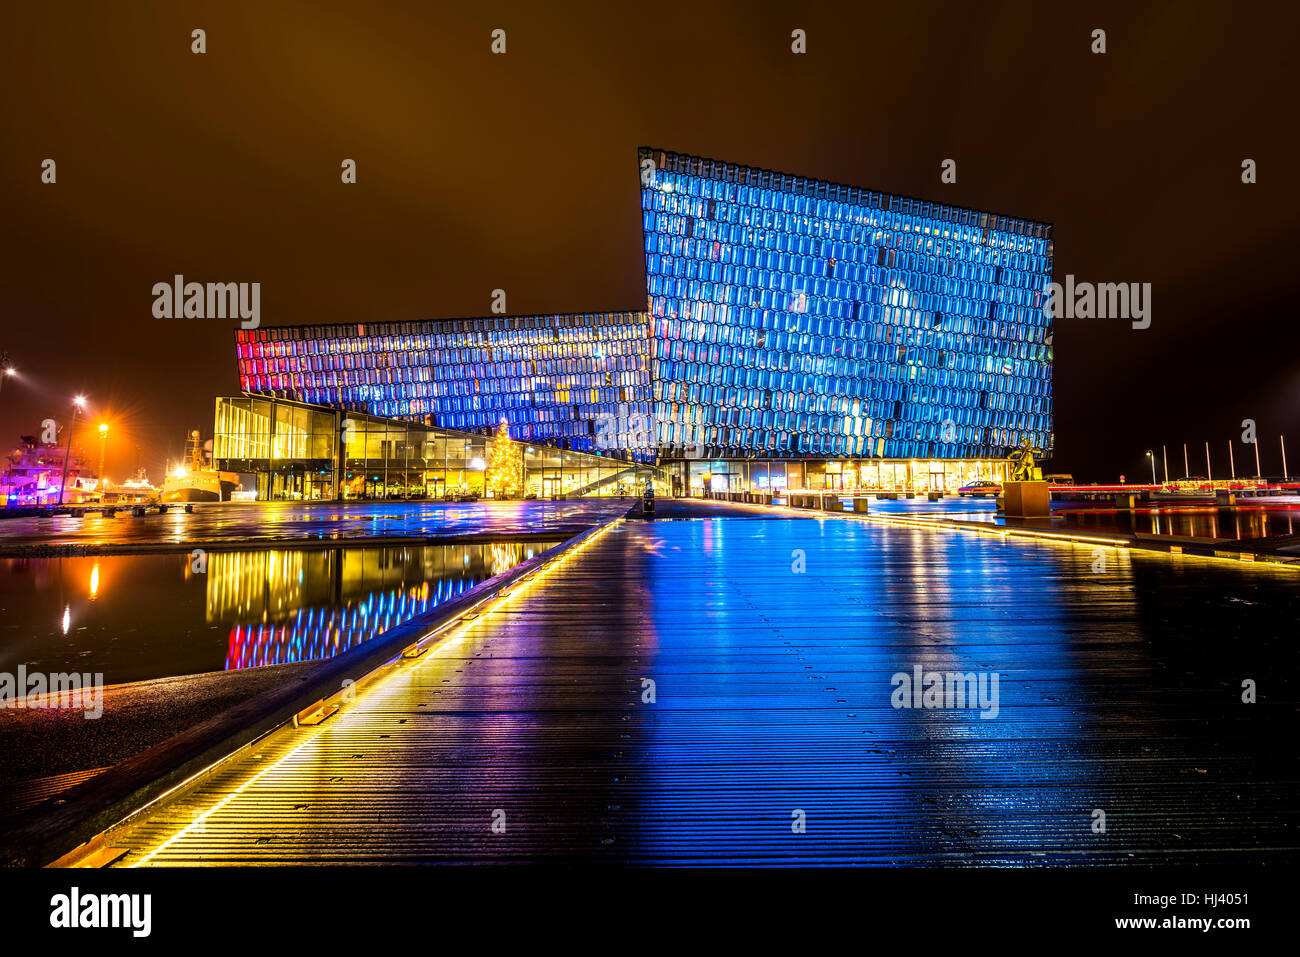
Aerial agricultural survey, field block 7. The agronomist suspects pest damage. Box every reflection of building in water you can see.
[205,541,555,670]
[227,578,476,670]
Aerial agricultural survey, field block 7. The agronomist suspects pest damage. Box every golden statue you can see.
[1008,438,1041,482]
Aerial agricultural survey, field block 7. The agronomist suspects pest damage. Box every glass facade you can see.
[225,149,1053,495]
[234,312,653,463]
[213,396,650,501]
[670,457,1012,496]
[639,147,1053,462]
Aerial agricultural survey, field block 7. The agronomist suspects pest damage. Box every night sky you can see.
[3,0,1297,483]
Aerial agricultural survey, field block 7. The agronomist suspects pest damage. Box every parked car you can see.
[958,481,1002,497]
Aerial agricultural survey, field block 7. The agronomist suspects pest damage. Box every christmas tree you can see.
[485,419,522,499]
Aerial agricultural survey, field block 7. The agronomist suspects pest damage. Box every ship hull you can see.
[162,471,239,503]
[160,486,221,503]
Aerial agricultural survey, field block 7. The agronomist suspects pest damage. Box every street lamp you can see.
[1145,450,1156,485]
[97,422,109,500]
[0,352,13,399]
[56,395,87,507]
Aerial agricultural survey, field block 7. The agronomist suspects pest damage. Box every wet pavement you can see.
[0,499,630,553]
[814,494,1300,543]
[97,513,1298,866]
[0,664,315,791]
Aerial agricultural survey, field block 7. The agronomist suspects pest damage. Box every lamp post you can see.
[96,423,109,500]
[0,355,11,506]
[57,395,87,507]
[1146,450,1156,485]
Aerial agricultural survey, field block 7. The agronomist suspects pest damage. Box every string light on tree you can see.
[486,419,522,499]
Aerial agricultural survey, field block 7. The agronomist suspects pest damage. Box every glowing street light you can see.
[97,422,109,499]
[57,395,89,507]
[1,353,19,406]
[1145,450,1156,485]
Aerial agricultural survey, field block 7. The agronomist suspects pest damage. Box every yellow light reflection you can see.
[125,518,622,868]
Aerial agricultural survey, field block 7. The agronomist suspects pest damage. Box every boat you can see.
[161,431,239,502]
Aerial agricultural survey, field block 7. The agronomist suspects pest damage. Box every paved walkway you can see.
[95,513,1296,865]
[0,499,630,553]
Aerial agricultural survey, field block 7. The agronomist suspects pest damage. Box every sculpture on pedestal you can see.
[1008,439,1041,482]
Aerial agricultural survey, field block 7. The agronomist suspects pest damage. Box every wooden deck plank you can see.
[93,515,1297,866]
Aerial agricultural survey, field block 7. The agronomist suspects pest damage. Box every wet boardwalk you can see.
[101,513,1297,865]
[0,499,629,553]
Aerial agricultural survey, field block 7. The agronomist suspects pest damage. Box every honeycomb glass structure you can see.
[639,147,1054,462]
[235,313,653,462]
[228,149,1054,497]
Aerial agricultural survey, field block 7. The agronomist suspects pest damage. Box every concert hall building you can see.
[215,148,1053,501]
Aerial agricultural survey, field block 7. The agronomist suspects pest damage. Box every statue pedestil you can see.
[1002,480,1050,518]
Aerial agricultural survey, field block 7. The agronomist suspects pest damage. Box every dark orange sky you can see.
[3,0,1297,482]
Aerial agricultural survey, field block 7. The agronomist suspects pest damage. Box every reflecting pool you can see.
[0,541,557,684]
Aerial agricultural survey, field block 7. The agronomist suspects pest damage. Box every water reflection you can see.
[868,496,1300,540]
[634,519,1096,863]
[216,544,539,669]
[0,541,555,684]
[625,518,1294,863]
[1053,505,1298,540]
